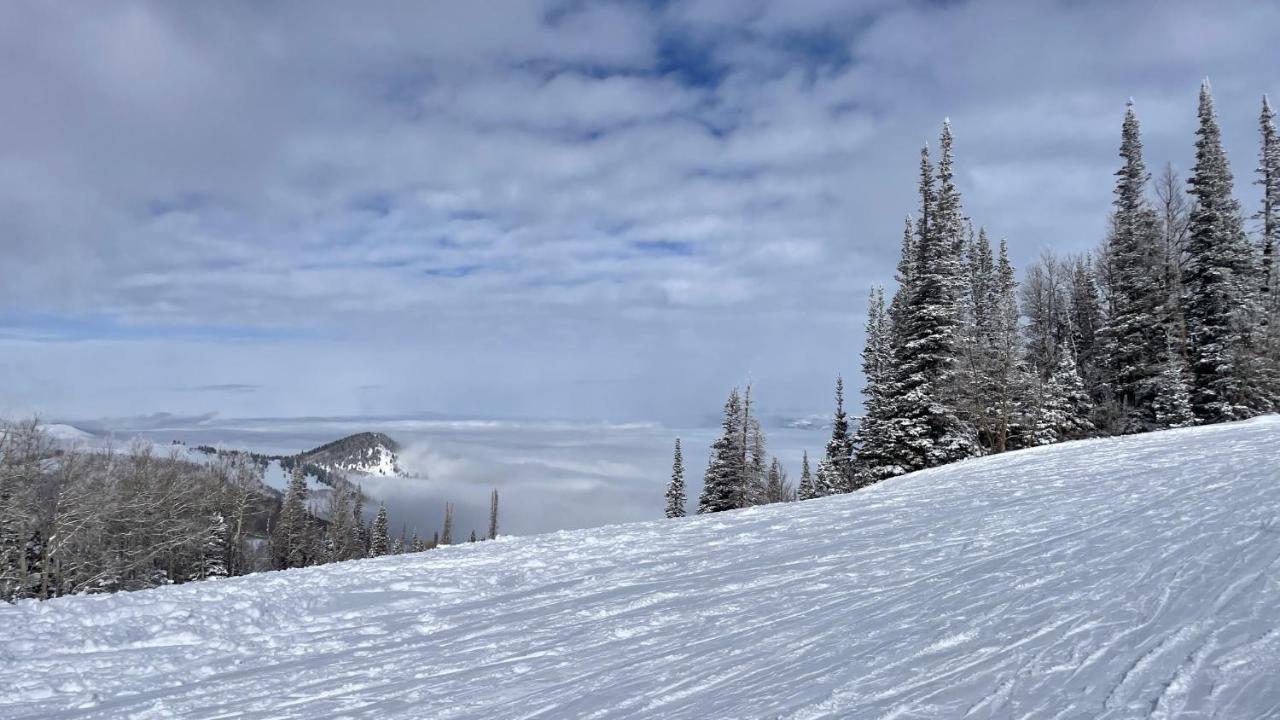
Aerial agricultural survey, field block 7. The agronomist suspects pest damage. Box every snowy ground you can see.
[4,418,1280,718]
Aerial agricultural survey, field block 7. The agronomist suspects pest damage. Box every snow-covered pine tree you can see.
[765,457,785,503]
[1068,255,1105,398]
[488,489,499,540]
[1097,100,1168,432]
[1258,95,1280,303]
[370,504,390,557]
[796,451,816,501]
[272,465,310,569]
[1184,81,1266,422]
[853,220,917,483]
[1032,344,1096,445]
[351,490,368,557]
[990,238,1032,451]
[851,287,892,488]
[1255,96,1280,404]
[956,228,999,450]
[440,503,454,546]
[201,513,229,580]
[744,388,768,506]
[1152,335,1198,429]
[323,486,355,562]
[816,376,853,496]
[665,439,686,518]
[879,128,976,472]
[699,389,745,513]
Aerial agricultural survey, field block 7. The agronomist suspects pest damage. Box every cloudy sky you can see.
[1,0,1278,425]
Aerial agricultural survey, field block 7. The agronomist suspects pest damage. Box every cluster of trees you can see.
[665,385,797,518]
[674,82,1280,514]
[1,421,501,602]
[271,473,500,571]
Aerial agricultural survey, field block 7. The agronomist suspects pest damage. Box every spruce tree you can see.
[851,287,892,487]
[273,466,310,569]
[990,238,1031,451]
[351,490,368,557]
[440,503,454,545]
[1098,100,1167,431]
[665,439,686,518]
[765,457,785,503]
[1256,96,1280,402]
[488,489,500,540]
[1032,344,1095,445]
[370,504,390,557]
[815,376,853,495]
[1258,95,1280,300]
[1184,81,1265,422]
[201,513,229,580]
[743,387,768,507]
[1068,255,1104,396]
[796,451,816,501]
[1152,336,1197,429]
[698,389,745,513]
[878,130,976,472]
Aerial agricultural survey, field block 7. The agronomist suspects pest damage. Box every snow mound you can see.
[35,423,95,443]
[4,418,1280,718]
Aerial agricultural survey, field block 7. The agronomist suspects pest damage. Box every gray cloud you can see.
[1,0,1277,423]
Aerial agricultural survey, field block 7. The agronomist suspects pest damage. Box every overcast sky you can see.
[1,0,1278,425]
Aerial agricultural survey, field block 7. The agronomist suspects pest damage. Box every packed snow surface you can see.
[5,418,1280,719]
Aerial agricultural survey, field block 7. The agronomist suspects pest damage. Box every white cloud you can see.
[1,0,1278,422]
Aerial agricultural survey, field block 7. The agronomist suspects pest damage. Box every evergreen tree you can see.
[1184,81,1265,422]
[201,513,229,580]
[765,457,785,503]
[324,487,357,562]
[469,530,478,543]
[851,287,892,487]
[1068,255,1105,395]
[816,376,853,495]
[994,239,1032,450]
[744,385,768,506]
[1032,345,1096,445]
[440,502,454,545]
[1152,336,1198,429]
[698,389,745,514]
[1098,99,1167,431]
[370,503,390,557]
[877,130,976,472]
[488,489,500,540]
[272,466,311,569]
[665,439,686,518]
[1256,96,1280,402]
[351,490,368,557]
[1258,95,1280,301]
[796,451,817,501]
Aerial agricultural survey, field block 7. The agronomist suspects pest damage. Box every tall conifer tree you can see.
[665,439,686,518]
[1184,81,1264,421]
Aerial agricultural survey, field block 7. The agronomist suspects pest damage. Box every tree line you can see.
[673,81,1280,514]
[0,421,501,602]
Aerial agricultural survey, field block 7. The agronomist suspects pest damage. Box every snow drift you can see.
[4,417,1280,719]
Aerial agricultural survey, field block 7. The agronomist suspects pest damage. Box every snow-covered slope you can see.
[5,418,1280,719]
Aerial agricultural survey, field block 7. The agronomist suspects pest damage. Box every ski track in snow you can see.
[4,418,1280,718]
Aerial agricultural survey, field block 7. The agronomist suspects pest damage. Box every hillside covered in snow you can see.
[4,418,1280,718]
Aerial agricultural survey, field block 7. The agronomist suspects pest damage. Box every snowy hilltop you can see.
[296,431,405,477]
[4,417,1280,718]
